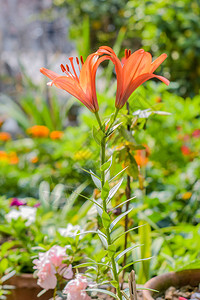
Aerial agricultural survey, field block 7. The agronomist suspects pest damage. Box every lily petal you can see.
[51,76,96,112]
[150,53,168,73]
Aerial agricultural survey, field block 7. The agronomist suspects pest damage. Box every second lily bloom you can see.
[98,46,170,109]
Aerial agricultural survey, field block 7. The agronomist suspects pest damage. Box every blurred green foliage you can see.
[54,0,200,96]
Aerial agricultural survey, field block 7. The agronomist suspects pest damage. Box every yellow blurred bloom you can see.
[74,149,92,160]
[182,192,192,200]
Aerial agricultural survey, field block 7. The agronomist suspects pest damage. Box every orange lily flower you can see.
[40,52,109,113]
[97,46,170,109]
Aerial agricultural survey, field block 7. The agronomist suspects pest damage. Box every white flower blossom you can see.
[58,224,83,238]
[6,206,36,226]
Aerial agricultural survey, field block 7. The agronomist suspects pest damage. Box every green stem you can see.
[121,101,131,289]
[95,111,103,131]
[99,133,122,300]
[94,111,122,299]
[53,286,57,300]
[101,141,122,299]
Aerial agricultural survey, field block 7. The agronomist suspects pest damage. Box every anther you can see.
[60,64,66,72]
[80,56,84,65]
[128,49,131,57]
[125,49,128,59]
[66,64,70,72]
[76,57,79,65]
[76,57,81,72]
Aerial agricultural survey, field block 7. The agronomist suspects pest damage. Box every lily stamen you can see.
[69,57,79,81]
[76,57,81,72]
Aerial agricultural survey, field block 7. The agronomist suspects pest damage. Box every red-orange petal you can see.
[40,68,60,81]
[50,76,96,112]
[150,53,167,73]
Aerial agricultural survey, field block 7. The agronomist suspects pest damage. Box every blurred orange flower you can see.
[97,46,169,109]
[134,146,150,167]
[9,152,19,165]
[50,131,64,140]
[27,125,49,138]
[0,132,11,141]
[40,51,109,112]
[31,156,38,163]
[134,150,149,167]
[0,151,19,164]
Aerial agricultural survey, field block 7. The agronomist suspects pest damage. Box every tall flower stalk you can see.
[94,110,122,300]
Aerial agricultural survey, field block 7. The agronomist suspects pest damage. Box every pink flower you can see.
[37,261,57,290]
[48,245,68,267]
[57,264,73,279]
[192,129,200,138]
[33,246,73,290]
[10,198,26,207]
[63,274,91,300]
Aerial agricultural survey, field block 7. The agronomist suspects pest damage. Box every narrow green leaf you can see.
[100,161,111,172]
[37,289,48,297]
[118,257,153,273]
[61,181,89,218]
[122,290,130,300]
[108,122,123,136]
[110,280,119,289]
[110,207,134,230]
[111,196,136,212]
[97,230,108,249]
[138,220,151,283]
[76,193,103,210]
[107,178,124,203]
[109,167,128,182]
[95,202,103,217]
[1,271,16,283]
[115,244,141,262]
[90,170,102,189]
[102,181,110,201]
[102,211,111,229]
[75,262,110,269]
[93,126,105,145]
[137,287,158,293]
[85,289,119,299]
[112,224,146,243]
[107,244,117,258]
[76,230,106,238]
